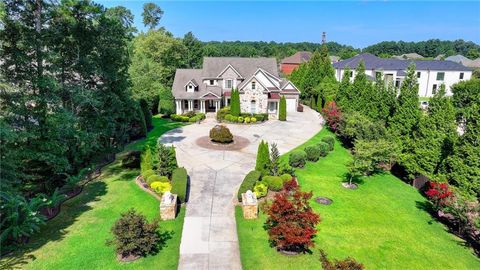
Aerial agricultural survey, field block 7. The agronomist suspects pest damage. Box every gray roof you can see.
[446,55,480,68]
[333,53,472,71]
[202,57,278,78]
[172,69,222,99]
[392,53,424,60]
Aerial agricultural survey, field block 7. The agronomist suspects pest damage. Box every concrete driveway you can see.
[159,107,323,270]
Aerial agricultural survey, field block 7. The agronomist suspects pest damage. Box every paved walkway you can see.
[159,107,323,270]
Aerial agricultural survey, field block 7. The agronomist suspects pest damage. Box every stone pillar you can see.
[241,191,258,219]
[160,192,177,220]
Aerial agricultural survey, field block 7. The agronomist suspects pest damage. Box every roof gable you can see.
[217,64,243,78]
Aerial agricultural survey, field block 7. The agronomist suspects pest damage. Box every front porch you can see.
[175,99,221,115]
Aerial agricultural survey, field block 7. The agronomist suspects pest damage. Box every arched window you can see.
[250,100,256,114]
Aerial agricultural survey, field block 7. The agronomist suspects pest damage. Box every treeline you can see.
[363,39,480,59]
[0,0,149,249]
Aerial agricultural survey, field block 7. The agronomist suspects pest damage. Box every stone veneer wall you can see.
[240,78,268,114]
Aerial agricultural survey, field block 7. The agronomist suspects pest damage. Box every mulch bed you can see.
[135,175,162,201]
[315,197,333,205]
[117,253,141,262]
[196,135,250,151]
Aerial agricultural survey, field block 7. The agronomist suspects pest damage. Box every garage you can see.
[286,98,297,112]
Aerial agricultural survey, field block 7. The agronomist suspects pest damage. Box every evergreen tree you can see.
[316,95,322,112]
[375,73,397,122]
[183,31,203,68]
[269,143,280,176]
[255,141,270,175]
[141,146,154,173]
[157,143,178,177]
[288,62,308,93]
[336,67,353,110]
[402,85,457,179]
[279,96,287,121]
[302,50,323,99]
[387,64,421,149]
[139,99,153,129]
[135,102,148,138]
[158,84,175,115]
[318,43,335,81]
[230,89,241,116]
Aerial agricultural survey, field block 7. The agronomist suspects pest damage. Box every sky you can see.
[97,1,480,48]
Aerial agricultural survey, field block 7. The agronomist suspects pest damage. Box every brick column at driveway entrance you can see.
[159,107,323,270]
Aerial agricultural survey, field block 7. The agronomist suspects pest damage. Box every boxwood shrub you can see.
[142,169,156,179]
[262,176,283,191]
[305,144,321,162]
[317,142,330,157]
[289,150,307,168]
[237,170,262,202]
[146,175,169,185]
[253,182,268,198]
[321,136,335,151]
[280,173,293,183]
[171,167,188,203]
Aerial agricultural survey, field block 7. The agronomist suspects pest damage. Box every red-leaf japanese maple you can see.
[425,181,454,209]
[264,179,321,253]
[322,101,342,132]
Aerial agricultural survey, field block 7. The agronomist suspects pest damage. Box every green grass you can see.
[236,129,480,270]
[1,116,186,270]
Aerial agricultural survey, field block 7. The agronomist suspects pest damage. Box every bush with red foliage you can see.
[425,181,454,209]
[319,249,364,270]
[321,101,342,132]
[264,179,321,253]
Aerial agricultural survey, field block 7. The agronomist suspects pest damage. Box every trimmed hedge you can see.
[171,113,205,123]
[280,173,293,183]
[237,170,262,202]
[289,150,307,168]
[305,144,321,162]
[210,125,233,143]
[317,142,330,157]
[171,167,188,203]
[263,176,283,191]
[321,136,335,151]
[142,169,156,179]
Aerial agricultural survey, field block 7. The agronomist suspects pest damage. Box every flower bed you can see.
[216,107,268,124]
[170,112,205,123]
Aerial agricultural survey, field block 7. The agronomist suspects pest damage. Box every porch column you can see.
[215,100,219,112]
[202,100,206,113]
[188,100,193,112]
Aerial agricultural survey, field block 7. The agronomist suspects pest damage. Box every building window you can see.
[459,72,464,79]
[349,71,353,78]
[432,84,438,94]
[252,81,256,90]
[188,85,193,90]
[183,100,189,109]
[226,79,233,88]
[417,72,421,78]
[193,100,199,109]
[209,80,214,85]
[251,100,256,114]
[395,80,400,88]
[436,72,445,81]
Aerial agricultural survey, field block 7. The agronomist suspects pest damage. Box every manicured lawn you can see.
[236,129,480,270]
[1,116,186,270]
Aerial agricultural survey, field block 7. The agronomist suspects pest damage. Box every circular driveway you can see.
[159,106,323,270]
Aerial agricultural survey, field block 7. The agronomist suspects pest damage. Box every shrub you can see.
[107,209,160,259]
[251,117,257,123]
[263,176,283,191]
[254,114,264,122]
[183,111,195,118]
[157,143,178,177]
[321,136,335,151]
[225,114,233,122]
[244,117,251,123]
[279,96,287,121]
[425,181,454,210]
[322,101,342,132]
[280,173,293,183]
[188,117,197,123]
[140,147,154,174]
[317,142,329,157]
[171,167,188,203]
[237,170,262,202]
[255,140,270,175]
[231,89,241,116]
[238,116,244,123]
[209,125,233,143]
[289,150,307,168]
[305,145,321,162]
[121,150,141,168]
[253,182,268,198]
[150,181,172,194]
[264,180,320,253]
[319,249,364,270]
[146,175,169,185]
[216,106,231,121]
[142,169,156,179]
[139,99,152,129]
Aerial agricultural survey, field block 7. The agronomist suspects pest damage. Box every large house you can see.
[333,53,472,97]
[172,57,300,116]
[280,51,339,75]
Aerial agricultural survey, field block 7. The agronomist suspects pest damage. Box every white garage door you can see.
[286,98,297,112]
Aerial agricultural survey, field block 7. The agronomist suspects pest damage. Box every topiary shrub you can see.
[237,116,244,123]
[216,106,231,121]
[317,142,329,157]
[150,181,172,194]
[280,173,293,183]
[237,170,262,202]
[279,96,287,121]
[254,114,264,122]
[305,144,321,162]
[142,169,156,179]
[251,117,257,123]
[321,136,335,151]
[121,151,141,168]
[253,182,268,198]
[289,150,307,168]
[171,167,188,203]
[209,125,233,143]
[244,117,251,123]
[183,111,195,118]
[263,176,283,191]
[146,175,169,185]
[107,209,161,260]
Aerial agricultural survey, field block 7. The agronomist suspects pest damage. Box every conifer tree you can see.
[255,141,270,175]
[230,89,241,116]
[316,95,322,112]
[336,67,353,110]
[279,96,287,121]
[269,143,280,176]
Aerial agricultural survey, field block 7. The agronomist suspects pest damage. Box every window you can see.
[375,72,382,80]
[183,100,188,109]
[209,80,214,85]
[188,85,193,90]
[460,72,464,79]
[432,84,438,94]
[252,81,256,90]
[395,80,400,88]
[417,72,421,78]
[226,79,233,88]
[349,71,353,78]
[436,72,445,81]
[193,100,199,109]
[251,100,256,114]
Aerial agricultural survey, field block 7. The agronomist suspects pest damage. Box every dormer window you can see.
[226,79,233,88]
[209,80,214,85]
[188,85,193,90]
[252,81,256,90]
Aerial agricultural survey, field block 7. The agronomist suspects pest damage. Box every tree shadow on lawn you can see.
[0,181,107,270]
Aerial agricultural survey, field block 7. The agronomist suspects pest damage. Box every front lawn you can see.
[1,116,186,270]
[236,129,480,270]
